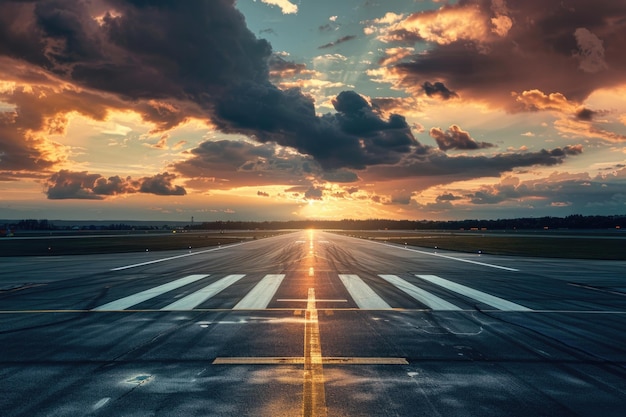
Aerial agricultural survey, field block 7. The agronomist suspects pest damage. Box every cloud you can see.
[372,0,626,109]
[215,89,424,170]
[361,145,583,189]
[172,139,320,190]
[422,81,458,100]
[378,47,415,66]
[268,54,317,79]
[429,125,495,151]
[575,107,597,121]
[574,28,608,73]
[46,171,108,200]
[138,172,186,195]
[377,3,506,45]
[0,0,597,198]
[463,168,626,212]
[3,1,436,172]
[318,35,357,49]
[436,193,463,202]
[514,90,575,113]
[260,0,298,15]
[45,170,186,199]
[305,186,324,200]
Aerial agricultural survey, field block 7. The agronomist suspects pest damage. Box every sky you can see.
[1,0,625,222]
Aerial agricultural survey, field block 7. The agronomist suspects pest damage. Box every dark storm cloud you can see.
[268,54,311,79]
[364,145,584,184]
[0,0,426,172]
[575,107,596,121]
[138,172,186,195]
[321,170,359,183]
[215,88,423,169]
[429,125,495,151]
[46,170,106,200]
[0,0,587,188]
[436,193,462,202]
[172,140,319,190]
[45,169,186,199]
[468,191,507,205]
[422,81,457,100]
[318,35,357,49]
[463,168,626,211]
[384,0,626,107]
[304,186,324,200]
[0,0,271,102]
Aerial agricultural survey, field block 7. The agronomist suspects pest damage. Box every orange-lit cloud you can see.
[367,0,626,112]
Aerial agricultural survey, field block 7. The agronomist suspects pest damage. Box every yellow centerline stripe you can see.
[303,287,327,417]
[213,357,408,365]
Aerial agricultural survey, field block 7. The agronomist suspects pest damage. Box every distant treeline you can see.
[190,215,624,231]
[2,214,624,233]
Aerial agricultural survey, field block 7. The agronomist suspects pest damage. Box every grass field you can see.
[332,230,626,260]
[0,230,290,257]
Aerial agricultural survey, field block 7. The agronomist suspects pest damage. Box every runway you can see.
[1,230,625,416]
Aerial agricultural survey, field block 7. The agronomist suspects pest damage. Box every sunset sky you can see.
[1,0,625,222]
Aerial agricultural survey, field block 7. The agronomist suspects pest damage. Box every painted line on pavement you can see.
[277,299,348,303]
[303,287,327,417]
[2,308,626,314]
[213,357,408,365]
[161,274,246,311]
[368,240,519,271]
[233,274,286,310]
[110,242,249,271]
[416,274,532,311]
[379,274,462,311]
[92,274,209,311]
[338,274,392,310]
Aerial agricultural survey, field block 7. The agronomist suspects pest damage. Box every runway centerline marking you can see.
[213,357,408,365]
[303,287,327,417]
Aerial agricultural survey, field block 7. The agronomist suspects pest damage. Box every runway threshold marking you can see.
[92,274,209,311]
[379,274,461,311]
[233,275,286,310]
[416,274,532,311]
[338,274,392,310]
[161,274,246,311]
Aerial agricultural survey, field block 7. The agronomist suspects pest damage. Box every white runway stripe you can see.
[161,274,246,311]
[92,274,209,311]
[378,274,462,311]
[416,274,532,311]
[233,274,286,309]
[339,274,392,309]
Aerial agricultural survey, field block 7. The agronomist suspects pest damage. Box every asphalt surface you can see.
[1,230,625,416]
